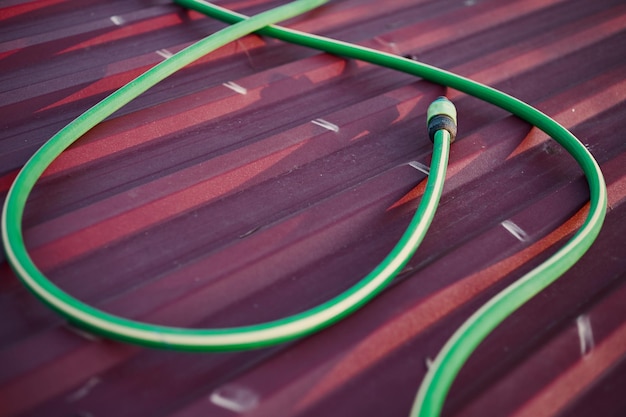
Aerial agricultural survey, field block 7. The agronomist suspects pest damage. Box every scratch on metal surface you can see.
[239,225,261,238]
[223,81,248,95]
[66,377,101,403]
[576,314,595,356]
[109,15,124,26]
[500,219,529,242]
[373,36,400,53]
[156,49,173,59]
[311,118,339,132]
[399,265,415,276]
[210,384,259,413]
[236,39,256,68]
[66,323,101,342]
[409,161,430,175]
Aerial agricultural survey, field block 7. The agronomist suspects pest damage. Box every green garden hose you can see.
[1,0,449,351]
[0,1,607,416]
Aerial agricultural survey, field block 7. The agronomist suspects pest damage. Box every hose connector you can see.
[427,96,457,143]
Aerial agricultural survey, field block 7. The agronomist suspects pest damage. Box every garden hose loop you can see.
[1,0,450,352]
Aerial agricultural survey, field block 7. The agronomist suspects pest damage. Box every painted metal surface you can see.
[1,0,625,416]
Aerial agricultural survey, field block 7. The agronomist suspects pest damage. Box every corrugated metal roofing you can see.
[1,0,625,416]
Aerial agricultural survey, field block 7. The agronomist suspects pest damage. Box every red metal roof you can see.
[1,0,625,416]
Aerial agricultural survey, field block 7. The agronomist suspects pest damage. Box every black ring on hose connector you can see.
[428,114,457,143]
